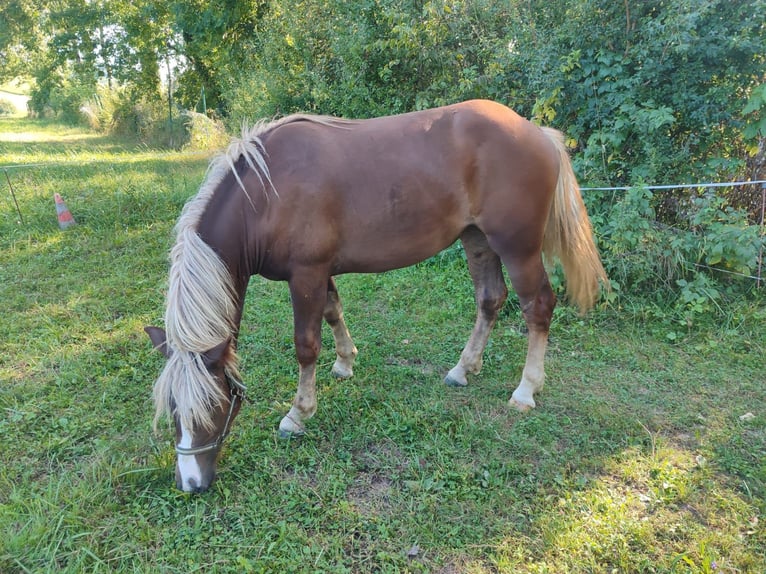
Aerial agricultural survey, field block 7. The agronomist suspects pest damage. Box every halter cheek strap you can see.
[175,374,247,457]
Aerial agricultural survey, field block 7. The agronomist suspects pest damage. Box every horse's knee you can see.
[294,333,321,365]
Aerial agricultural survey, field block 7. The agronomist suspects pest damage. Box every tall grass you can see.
[1,118,764,573]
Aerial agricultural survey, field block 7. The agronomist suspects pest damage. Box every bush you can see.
[590,186,765,323]
[79,87,229,149]
[220,70,271,130]
[108,94,188,148]
[182,111,229,151]
[0,98,16,116]
[79,86,123,131]
[29,67,95,124]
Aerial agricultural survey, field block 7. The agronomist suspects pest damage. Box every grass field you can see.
[1,117,764,573]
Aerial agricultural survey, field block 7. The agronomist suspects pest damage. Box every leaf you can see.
[742,83,766,114]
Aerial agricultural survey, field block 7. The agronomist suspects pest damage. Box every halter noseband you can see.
[175,373,247,457]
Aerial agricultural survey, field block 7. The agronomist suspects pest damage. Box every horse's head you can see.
[145,326,246,493]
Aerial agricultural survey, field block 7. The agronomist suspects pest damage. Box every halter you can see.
[175,373,247,457]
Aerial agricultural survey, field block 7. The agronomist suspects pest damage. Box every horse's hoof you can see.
[331,361,354,379]
[444,374,468,387]
[278,428,304,439]
[278,413,306,438]
[509,396,535,412]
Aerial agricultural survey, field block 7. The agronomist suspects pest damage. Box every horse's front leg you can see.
[324,277,357,379]
[279,273,328,438]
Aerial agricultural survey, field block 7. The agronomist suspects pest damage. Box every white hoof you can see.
[510,387,536,412]
[509,397,535,412]
[331,359,354,379]
[444,365,468,387]
[278,409,306,438]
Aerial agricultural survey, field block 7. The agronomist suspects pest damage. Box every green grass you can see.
[1,118,764,573]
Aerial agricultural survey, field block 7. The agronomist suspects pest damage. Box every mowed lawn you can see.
[1,118,764,573]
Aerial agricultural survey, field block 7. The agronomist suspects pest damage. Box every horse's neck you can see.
[195,202,255,336]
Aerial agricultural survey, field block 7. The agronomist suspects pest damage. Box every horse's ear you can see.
[203,338,231,367]
[144,326,171,358]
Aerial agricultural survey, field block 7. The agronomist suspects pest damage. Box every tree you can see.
[0,0,46,82]
[167,0,268,112]
[532,0,766,185]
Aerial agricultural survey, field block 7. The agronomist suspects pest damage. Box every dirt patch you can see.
[346,472,395,515]
[347,439,411,515]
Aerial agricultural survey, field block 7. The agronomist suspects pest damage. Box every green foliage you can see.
[743,83,766,142]
[689,193,764,274]
[77,85,203,149]
[28,64,95,123]
[168,0,268,112]
[79,85,126,131]
[598,187,674,289]
[0,0,43,81]
[110,95,167,140]
[182,110,229,150]
[547,0,765,185]
[0,98,15,116]
[589,185,765,325]
[222,0,519,124]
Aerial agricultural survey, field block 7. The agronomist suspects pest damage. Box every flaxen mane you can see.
[153,114,344,431]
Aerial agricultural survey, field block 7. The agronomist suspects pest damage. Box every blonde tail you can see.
[541,127,608,312]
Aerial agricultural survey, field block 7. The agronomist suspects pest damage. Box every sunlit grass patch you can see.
[494,441,762,572]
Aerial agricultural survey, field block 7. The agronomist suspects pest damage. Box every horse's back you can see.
[255,101,559,274]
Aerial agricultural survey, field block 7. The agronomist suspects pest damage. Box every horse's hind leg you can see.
[502,253,556,411]
[445,226,508,387]
[324,277,357,379]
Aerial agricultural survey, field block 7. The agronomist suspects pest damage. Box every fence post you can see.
[759,182,765,288]
[4,169,24,225]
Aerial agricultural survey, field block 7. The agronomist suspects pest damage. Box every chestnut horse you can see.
[145,100,607,492]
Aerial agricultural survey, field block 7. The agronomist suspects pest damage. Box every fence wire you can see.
[581,180,766,191]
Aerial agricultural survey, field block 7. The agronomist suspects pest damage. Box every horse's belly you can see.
[329,180,470,273]
[334,225,462,274]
